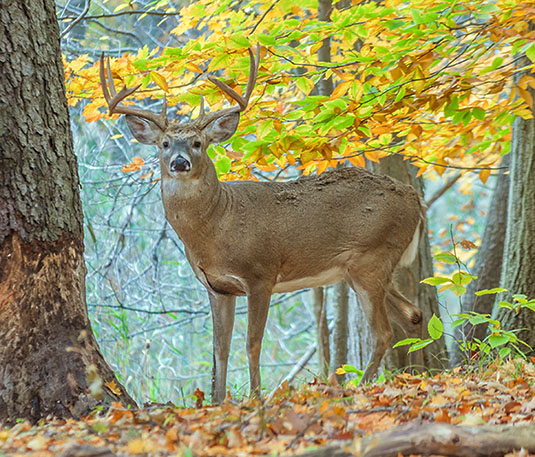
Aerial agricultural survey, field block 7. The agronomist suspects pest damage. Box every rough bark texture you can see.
[350,156,447,373]
[290,423,535,457]
[496,61,535,348]
[0,0,135,422]
[451,154,509,365]
[331,281,349,383]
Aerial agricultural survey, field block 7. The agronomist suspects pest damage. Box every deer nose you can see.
[170,156,191,173]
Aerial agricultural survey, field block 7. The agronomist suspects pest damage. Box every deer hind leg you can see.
[209,292,236,404]
[385,284,423,372]
[346,266,394,384]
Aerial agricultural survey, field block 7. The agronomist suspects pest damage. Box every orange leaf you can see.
[105,380,121,396]
[348,155,365,168]
[479,168,491,184]
[122,156,144,173]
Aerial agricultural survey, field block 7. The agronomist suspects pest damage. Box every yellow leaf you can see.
[479,168,491,184]
[185,62,204,73]
[350,80,364,104]
[105,380,122,396]
[335,367,346,375]
[330,80,353,99]
[128,439,153,454]
[150,71,169,93]
[110,134,123,140]
[518,86,533,109]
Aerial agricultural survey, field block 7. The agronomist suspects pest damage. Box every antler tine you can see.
[99,53,169,131]
[197,44,260,128]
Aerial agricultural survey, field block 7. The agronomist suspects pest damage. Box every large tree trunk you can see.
[451,154,509,365]
[0,0,135,422]
[352,156,446,372]
[495,56,535,347]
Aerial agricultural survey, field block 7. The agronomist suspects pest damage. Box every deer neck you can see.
[160,156,226,233]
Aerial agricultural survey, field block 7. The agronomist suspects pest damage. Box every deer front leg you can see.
[246,287,271,398]
[209,292,236,404]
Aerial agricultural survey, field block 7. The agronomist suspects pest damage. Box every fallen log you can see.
[292,422,535,457]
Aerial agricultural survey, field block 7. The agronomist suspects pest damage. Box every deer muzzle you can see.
[170,155,191,173]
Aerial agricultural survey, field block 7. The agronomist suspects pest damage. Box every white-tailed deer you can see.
[100,46,424,403]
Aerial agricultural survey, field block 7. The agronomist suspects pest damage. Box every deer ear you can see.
[205,113,239,144]
[125,115,161,145]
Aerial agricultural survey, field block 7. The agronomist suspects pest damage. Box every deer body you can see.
[100,47,424,404]
[162,166,421,297]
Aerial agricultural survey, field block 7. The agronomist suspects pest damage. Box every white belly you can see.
[273,267,344,293]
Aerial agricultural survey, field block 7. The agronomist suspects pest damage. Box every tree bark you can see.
[495,56,535,348]
[312,287,330,377]
[331,281,349,382]
[451,154,509,365]
[0,0,135,422]
[290,423,535,457]
[364,156,447,372]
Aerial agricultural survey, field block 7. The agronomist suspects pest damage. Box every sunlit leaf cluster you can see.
[65,0,535,180]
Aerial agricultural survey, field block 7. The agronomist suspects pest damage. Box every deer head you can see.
[99,46,259,181]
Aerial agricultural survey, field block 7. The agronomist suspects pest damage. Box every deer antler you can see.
[195,44,260,129]
[99,53,169,131]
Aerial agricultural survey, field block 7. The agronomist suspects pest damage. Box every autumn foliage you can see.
[65,0,535,183]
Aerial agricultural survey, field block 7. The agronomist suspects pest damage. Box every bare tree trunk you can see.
[0,0,135,422]
[313,288,330,377]
[331,281,349,382]
[310,0,335,377]
[365,156,446,372]
[451,154,509,365]
[495,52,535,347]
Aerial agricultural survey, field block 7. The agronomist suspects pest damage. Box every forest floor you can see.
[1,359,535,457]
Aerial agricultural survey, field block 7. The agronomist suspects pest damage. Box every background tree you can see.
[495,45,535,349]
[0,0,134,422]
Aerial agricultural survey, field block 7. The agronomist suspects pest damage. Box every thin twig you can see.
[60,0,91,38]
[425,172,463,208]
[59,9,180,21]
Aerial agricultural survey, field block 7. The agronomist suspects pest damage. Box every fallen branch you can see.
[291,422,535,457]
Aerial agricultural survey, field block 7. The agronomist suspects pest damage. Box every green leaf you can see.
[393,337,422,348]
[450,284,466,297]
[92,422,108,434]
[229,35,251,49]
[428,314,444,340]
[526,43,535,63]
[475,288,507,296]
[450,318,465,328]
[408,339,433,353]
[452,272,476,286]
[444,96,459,118]
[488,334,510,349]
[296,77,315,95]
[421,276,451,286]
[215,156,232,175]
[341,364,362,374]
[468,314,490,325]
[434,252,457,263]
[472,108,486,121]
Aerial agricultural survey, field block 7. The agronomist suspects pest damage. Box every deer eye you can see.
[193,140,201,148]
[162,140,170,148]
